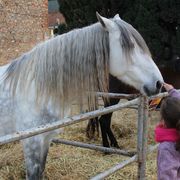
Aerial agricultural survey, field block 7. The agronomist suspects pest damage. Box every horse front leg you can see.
[99,114,110,148]
[99,113,119,148]
[22,134,50,180]
[101,98,120,148]
[105,115,120,148]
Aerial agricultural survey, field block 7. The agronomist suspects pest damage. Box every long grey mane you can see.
[4,23,110,113]
[4,18,151,115]
[113,19,151,58]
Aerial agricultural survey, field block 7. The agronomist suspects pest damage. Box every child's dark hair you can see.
[160,96,180,151]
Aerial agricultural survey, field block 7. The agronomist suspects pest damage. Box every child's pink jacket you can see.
[156,88,180,180]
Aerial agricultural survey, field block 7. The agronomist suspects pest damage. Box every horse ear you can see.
[96,12,117,32]
[114,14,121,20]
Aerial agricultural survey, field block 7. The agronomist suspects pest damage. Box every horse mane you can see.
[114,19,151,58]
[4,23,110,113]
[3,19,151,115]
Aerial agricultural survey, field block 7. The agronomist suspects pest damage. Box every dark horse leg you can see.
[86,75,137,148]
[99,75,136,148]
[99,98,120,148]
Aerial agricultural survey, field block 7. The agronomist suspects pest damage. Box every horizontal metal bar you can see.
[90,144,158,180]
[97,90,180,101]
[96,92,139,99]
[149,89,180,100]
[91,155,137,180]
[0,98,139,145]
[52,138,136,157]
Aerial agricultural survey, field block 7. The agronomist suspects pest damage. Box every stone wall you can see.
[0,0,48,64]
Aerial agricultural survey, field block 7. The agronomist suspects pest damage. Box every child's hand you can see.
[163,83,174,91]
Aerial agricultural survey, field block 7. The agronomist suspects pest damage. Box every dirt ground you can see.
[0,102,160,180]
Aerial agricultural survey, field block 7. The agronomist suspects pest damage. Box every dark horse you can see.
[86,65,180,148]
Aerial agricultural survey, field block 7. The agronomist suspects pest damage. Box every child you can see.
[155,83,180,180]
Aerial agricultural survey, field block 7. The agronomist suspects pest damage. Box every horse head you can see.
[96,12,164,96]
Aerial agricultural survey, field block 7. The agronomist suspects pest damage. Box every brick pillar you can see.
[0,0,49,64]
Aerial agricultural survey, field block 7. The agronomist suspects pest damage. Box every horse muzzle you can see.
[143,80,164,96]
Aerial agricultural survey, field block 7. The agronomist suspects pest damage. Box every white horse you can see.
[0,13,163,179]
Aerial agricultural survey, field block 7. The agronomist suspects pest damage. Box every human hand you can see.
[163,83,174,91]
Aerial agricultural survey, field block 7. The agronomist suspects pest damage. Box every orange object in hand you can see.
[149,98,162,110]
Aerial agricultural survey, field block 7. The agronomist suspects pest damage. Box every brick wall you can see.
[0,0,48,64]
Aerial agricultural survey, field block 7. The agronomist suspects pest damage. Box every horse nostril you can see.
[156,80,162,90]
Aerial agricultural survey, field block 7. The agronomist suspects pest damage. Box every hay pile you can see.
[0,103,160,180]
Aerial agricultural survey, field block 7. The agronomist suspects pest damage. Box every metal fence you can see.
[0,91,175,179]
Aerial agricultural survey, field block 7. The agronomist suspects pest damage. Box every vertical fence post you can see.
[137,96,149,179]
